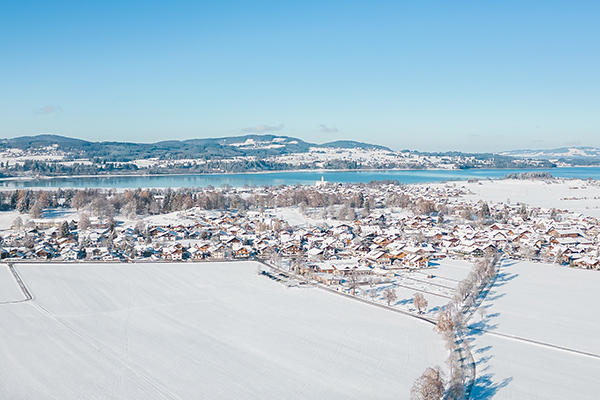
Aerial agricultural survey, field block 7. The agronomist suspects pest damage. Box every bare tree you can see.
[454,280,471,303]
[519,203,528,219]
[37,191,50,208]
[71,191,89,210]
[134,220,146,236]
[445,351,466,400]
[383,287,397,306]
[473,260,487,282]
[413,292,428,314]
[90,196,115,219]
[555,250,565,265]
[410,366,445,400]
[123,200,137,219]
[477,307,487,321]
[29,202,43,219]
[520,245,537,260]
[347,268,359,295]
[435,310,455,338]
[477,201,490,221]
[298,202,307,216]
[78,212,91,230]
[369,288,377,302]
[11,216,23,231]
[24,233,36,249]
[337,204,356,221]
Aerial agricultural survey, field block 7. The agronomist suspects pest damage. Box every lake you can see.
[2,167,600,190]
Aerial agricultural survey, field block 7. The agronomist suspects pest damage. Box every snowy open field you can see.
[0,261,446,399]
[382,259,473,315]
[434,178,600,217]
[468,260,600,399]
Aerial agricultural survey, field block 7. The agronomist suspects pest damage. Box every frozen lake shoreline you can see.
[3,166,600,190]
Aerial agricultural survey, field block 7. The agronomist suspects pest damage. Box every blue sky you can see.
[1,1,599,152]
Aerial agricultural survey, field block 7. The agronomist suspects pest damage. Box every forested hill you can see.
[0,134,391,162]
[500,147,600,165]
[0,134,559,177]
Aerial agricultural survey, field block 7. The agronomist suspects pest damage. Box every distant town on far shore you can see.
[4,133,600,179]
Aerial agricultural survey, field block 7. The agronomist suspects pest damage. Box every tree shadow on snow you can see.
[500,259,518,267]
[397,298,412,306]
[497,271,518,281]
[468,321,499,337]
[483,291,506,302]
[468,312,500,335]
[464,307,512,399]
[492,273,518,288]
[470,375,513,400]
[476,354,494,366]
[474,345,492,354]
[43,208,74,218]
[429,305,442,313]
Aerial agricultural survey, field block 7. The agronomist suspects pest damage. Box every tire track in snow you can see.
[392,280,453,299]
[6,263,32,302]
[403,275,456,290]
[31,297,175,400]
[469,327,600,360]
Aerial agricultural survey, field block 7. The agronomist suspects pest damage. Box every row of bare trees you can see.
[412,251,499,400]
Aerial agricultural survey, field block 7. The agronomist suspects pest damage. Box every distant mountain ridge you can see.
[500,147,600,165]
[501,147,600,158]
[0,134,567,177]
[4,134,599,160]
[0,134,392,161]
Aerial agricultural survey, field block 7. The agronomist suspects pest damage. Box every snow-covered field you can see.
[0,261,446,399]
[0,210,28,229]
[379,259,473,315]
[468,260,600,399]
[436,179,600,217]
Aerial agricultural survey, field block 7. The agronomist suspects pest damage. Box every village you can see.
[1,178,599,286]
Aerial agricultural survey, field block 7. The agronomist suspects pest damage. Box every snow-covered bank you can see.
[0,261,446,399]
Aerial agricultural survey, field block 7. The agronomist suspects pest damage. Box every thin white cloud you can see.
[33,105,62,115]
[319,124,338,133]
[241,123,285,133]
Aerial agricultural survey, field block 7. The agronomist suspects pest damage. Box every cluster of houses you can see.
[1,181,599,278]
